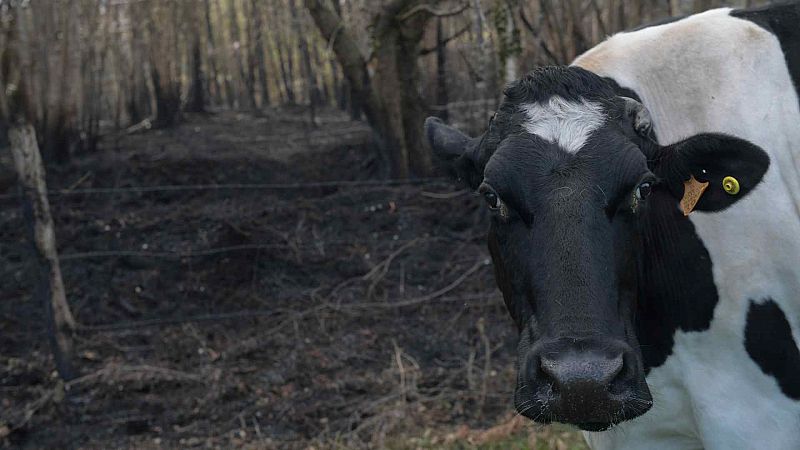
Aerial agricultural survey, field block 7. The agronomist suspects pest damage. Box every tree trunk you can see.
[273,21,296,104]
[204,0,223,105]
[187,34,206,112]
[251,0,271,107]
[9,123,76,381]
[227,0,254,109]
[243,0,259,110]
[435,17,449,121]
[305,0,436,178]
[311,41,329,105]
[289,0,319,124]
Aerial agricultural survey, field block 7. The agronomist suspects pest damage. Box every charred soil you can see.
[0,109,584,449]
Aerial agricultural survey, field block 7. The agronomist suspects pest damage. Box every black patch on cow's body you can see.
[635,189,719,371]
[732,2,800,106]
[744,299,800,400]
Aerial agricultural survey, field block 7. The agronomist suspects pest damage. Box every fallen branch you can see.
[125,117,153,134]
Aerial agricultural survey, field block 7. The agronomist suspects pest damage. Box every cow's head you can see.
[426,66,769,431]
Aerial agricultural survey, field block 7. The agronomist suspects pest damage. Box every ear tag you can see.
[680,175,709,216]
[722,176,740,195]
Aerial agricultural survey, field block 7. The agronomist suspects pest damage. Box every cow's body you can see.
[573,6,800,449]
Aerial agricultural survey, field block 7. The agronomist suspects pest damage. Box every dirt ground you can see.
[0,108,587,449]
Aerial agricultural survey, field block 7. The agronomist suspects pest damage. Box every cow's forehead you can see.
[519,96,607,154]
[488,66,620,156]
[479,66,651,195]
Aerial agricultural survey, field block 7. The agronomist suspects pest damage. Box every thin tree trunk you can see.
[9,123,76,381]
[289,0,318,124]
[243,0,259,110]
[311,41,329,105]
[274,26,296,104]
[204,0,223,105]
[187,34,206,112]
[227,0,254,109]
[251,0,271,107]
[435,17,449,121]
[329,0,358,116]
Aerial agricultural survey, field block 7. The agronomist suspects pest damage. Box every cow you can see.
[425,3,800,449]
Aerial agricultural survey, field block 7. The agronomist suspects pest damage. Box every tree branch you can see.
[303,0,375,117]
[419,23,470,55]
[398,2,469,21]
[518,4,560,64]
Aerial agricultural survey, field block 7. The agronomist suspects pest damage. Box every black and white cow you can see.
[426,3,800,449]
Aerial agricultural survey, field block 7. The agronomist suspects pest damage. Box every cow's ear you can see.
[655,133,770,213]
[425,117,483,189]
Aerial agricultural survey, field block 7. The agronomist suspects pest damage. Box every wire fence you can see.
[59,236,470,261]
[0,177,452,201]
[3,176,487,335]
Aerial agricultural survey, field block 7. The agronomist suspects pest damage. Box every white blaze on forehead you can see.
[520,96,605,153]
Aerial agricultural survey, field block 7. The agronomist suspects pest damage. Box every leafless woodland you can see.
[0,0,769,448]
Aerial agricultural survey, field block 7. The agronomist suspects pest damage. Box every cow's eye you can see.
[484,192,501,210]
[635,181,652,200]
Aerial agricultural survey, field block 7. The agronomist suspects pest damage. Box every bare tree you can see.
[1,8,76,381]
[289,0,320,123]
[251,0,272,108]
[305,0,470,177]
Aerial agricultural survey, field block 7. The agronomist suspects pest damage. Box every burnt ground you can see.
[0,108,586,449]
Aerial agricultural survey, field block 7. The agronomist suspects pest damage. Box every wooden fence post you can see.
[9,122,77,381]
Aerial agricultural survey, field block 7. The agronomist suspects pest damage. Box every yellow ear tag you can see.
[680,175,709,216]
[722,176,740,195]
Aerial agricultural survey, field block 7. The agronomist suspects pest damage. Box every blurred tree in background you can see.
[0,0,764,175]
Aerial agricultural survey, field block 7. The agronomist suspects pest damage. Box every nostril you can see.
[603,354,624,385]
[538,354,561,384]
[538,353,624,391]
[609,352,637,395]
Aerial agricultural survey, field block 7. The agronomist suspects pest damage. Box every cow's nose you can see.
[539,351,624,398]
[516,338,650,427]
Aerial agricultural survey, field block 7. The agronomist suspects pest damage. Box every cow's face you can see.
[426,67,769,431]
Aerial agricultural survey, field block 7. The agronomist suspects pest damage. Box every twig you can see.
[4,363,205,432]
[362,238,422,299]
[65,172,92,192]
[346,258,489,309]
[392,339,407,402]
[477,316,491,412]
[398,2,469,21]
[518,4,560,64]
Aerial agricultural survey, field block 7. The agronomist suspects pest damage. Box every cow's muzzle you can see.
[515,336,652,430]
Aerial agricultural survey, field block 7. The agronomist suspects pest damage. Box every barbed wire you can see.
[58,236,473,261]
[76,291,498,333]
[60,244,311,261]
[0,177,452,201]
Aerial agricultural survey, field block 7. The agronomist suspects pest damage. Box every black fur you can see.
[744,299,800,400]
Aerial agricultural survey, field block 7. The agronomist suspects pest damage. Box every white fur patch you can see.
[520,96,605,153]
